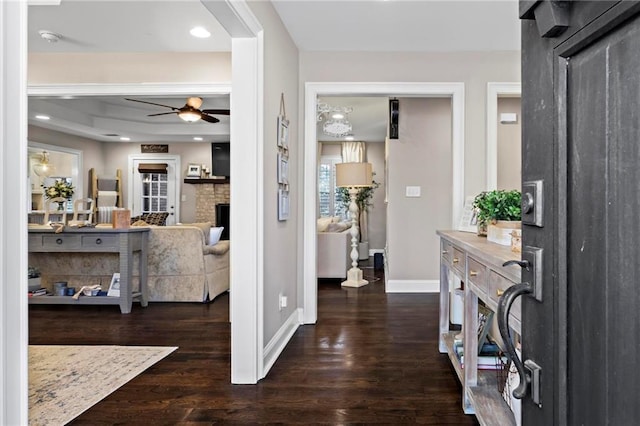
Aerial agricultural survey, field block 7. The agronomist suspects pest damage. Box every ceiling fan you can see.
[125,97,230,123]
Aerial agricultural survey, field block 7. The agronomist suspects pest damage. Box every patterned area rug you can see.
[29,345,177,425]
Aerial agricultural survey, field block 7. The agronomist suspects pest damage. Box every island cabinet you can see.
[437,230,521,425]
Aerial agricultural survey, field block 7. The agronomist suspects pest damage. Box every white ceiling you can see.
[272,0,520,52]
[27,0,520,144]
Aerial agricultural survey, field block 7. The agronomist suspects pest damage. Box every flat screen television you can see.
[211,143,230,178]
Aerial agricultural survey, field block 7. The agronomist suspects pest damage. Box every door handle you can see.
[498,253,544,405]
[497,282,532,399]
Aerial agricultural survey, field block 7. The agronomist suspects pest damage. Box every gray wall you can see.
[387,98,452,281]
[248,1,300,344]
[300,50,520,283]
[497,97,522,191]
[28,125,219,224]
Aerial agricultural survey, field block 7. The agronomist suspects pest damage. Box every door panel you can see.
[567,17,640,424]
[521,1,640,425]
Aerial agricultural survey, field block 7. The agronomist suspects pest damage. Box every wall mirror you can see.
[28,142,82,212]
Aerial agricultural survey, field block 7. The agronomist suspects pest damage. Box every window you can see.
[140,173,168,214]
[318,156,347,218]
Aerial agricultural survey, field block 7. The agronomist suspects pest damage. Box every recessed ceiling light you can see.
[345,136,355,141]
[193,137,204,141]
[38,30,61,43]
[35,115,50,120]
[190,27,211,38]
[120,137,130,141]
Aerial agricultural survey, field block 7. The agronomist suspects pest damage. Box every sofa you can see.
[28,222,230,303]
[144,223,229,302]
[317,217,351,279]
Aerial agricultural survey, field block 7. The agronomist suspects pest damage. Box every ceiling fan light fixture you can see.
[178,110,201,122]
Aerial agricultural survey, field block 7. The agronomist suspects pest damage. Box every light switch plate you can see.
[406,186,421,197]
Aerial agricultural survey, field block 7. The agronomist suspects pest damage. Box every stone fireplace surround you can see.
[194,183,230,234]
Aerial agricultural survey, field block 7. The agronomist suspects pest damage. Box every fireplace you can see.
[216,203,230,240]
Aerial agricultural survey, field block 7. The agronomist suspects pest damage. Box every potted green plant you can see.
[337,176,380,259]
[473,189,521,245]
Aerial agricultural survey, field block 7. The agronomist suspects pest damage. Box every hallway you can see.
[29,266,477,424]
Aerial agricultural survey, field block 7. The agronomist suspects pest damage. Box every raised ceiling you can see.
[29,95,231,143]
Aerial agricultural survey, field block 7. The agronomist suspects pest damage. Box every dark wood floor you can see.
[29,264,478,425]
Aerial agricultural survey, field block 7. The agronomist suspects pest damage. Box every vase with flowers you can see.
[42,178,75,209]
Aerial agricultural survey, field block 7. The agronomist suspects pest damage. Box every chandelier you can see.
[317,102,353,137]
[32,151,55,177]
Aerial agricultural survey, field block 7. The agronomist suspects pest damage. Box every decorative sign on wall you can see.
[141,144,169,153]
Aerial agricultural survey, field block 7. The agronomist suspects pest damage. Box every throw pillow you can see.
[130,212,169,226]
[144,212,169,226]
[317,217,333,232]
[209,227,224,246]
[326,222,350,233]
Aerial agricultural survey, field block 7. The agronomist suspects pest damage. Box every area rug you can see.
[29,345,177,425]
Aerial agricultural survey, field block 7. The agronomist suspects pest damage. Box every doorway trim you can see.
[303,82,465,324]
[486,82,521,190]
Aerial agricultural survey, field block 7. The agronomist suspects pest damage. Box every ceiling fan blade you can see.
[147,112,178,117]
[201,109,230,115]
[125,98,178,111]
[200,113,220,124]
[186,97,203,109]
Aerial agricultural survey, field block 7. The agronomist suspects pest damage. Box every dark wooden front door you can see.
[518,1,640,424]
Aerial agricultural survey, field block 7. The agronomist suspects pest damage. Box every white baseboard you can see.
[262,308,301,378]
[386,279,440,293]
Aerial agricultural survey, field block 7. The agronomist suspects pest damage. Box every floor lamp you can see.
[336,162,373,288]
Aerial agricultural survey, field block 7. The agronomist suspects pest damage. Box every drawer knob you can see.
[56,238,63,245]
[95,238,102,244]
[469,270,478,277]
[441,250,448,255]
[453,258,459,264]
[497,288,505,297]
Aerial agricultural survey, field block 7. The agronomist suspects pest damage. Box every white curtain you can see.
[341,141,365,163]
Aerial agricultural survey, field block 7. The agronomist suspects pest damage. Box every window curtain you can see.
[341,141,365,163]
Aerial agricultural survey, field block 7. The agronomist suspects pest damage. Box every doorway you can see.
[303,83,466,324]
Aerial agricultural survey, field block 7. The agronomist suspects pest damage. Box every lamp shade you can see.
[336,162,373,188]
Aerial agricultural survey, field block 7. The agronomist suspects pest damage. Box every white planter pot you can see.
[487,221,522,246]
[358,241,369,260]
[28,277,42,292]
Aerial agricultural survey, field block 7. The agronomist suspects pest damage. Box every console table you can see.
[28,227,149,314]
[437,230,521,425]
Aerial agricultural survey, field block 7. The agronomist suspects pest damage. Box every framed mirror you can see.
[28,142,82,213]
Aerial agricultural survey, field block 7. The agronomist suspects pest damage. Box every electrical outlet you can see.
[278,293,287,311]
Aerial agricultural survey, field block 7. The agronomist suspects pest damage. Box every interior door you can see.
[509,2,640,424]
